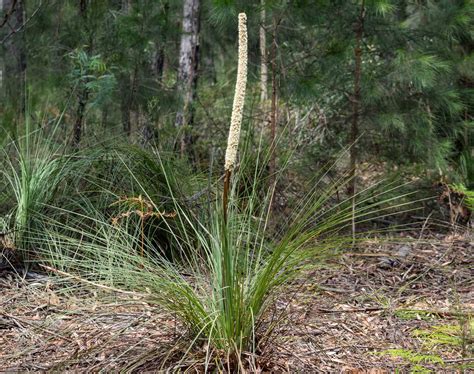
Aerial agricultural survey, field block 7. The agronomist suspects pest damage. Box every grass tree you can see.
[29,13,420,371]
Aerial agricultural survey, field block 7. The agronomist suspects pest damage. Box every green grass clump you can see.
[0,122,78,257]
[31,141,418,370]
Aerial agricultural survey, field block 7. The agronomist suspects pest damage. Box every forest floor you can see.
[0,230,472,373]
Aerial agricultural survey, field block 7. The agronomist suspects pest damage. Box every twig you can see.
[0,0,17,29]
[39,264,148,298]
[396,308,473,318]
[444,358,474,364]
[1,1,43,45]
[3,312,75,342]
[317,307,383,314]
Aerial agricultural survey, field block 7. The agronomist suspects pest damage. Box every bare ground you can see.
[0,231,472,373]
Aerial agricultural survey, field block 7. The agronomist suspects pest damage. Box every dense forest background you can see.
[1,0,472,189]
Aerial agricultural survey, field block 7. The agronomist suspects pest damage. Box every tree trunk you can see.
[260,0,268,103]
[120,0,132,136]
[79,0,87,18]
[152,1,169,82]
[121,81,131,136]
[1,0,26,118]
[71,0,89,147]
[349,0,365,238]
[175,0,200,155]
[153,42,165,81]
[121,0,131,12]
[269,16,278,208]
[138,108,154,147]
[71,89,89,148]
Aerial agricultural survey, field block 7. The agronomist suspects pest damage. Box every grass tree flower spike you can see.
[223,13,248,222]
[224,13,248,172]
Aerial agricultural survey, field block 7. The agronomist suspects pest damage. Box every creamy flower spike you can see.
[224,13,248,171]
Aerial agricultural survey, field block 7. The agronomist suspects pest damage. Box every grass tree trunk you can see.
[349,0,365,239]
[175,0,200,155]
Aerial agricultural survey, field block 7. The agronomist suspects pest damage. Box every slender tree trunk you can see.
[269,16,278,207]
[2,0,26,118]
[153,43,165,81]
[175,0,200,155]
[152,1,169,82]
[71,0,89,147]
[120,0,133,136]
[101,106,108,128]
[121,0,131,12]
[139,108,154,147]
[15,0,25,116]
[121,80,131,136]
[72,89,88,148]
[349,0,365,239]
[259,0,268,103]
[79,0,87,18]
[0,56,4,103]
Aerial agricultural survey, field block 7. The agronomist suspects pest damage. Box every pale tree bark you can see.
[121,0,131,12]
[349,0,365,239]
[175,0,200,155]
[259,0,267,103]
[138,108,154,147]
[269,16,280,210]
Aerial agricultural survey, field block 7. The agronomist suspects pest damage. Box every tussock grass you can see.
[29,142,419,370]
[0,122,77,257]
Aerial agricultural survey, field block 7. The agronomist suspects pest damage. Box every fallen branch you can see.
[396,308,473,318]
[317,307,383,314]
[317,306,473,318]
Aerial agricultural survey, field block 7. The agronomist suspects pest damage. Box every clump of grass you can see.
[0,120,77,258]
